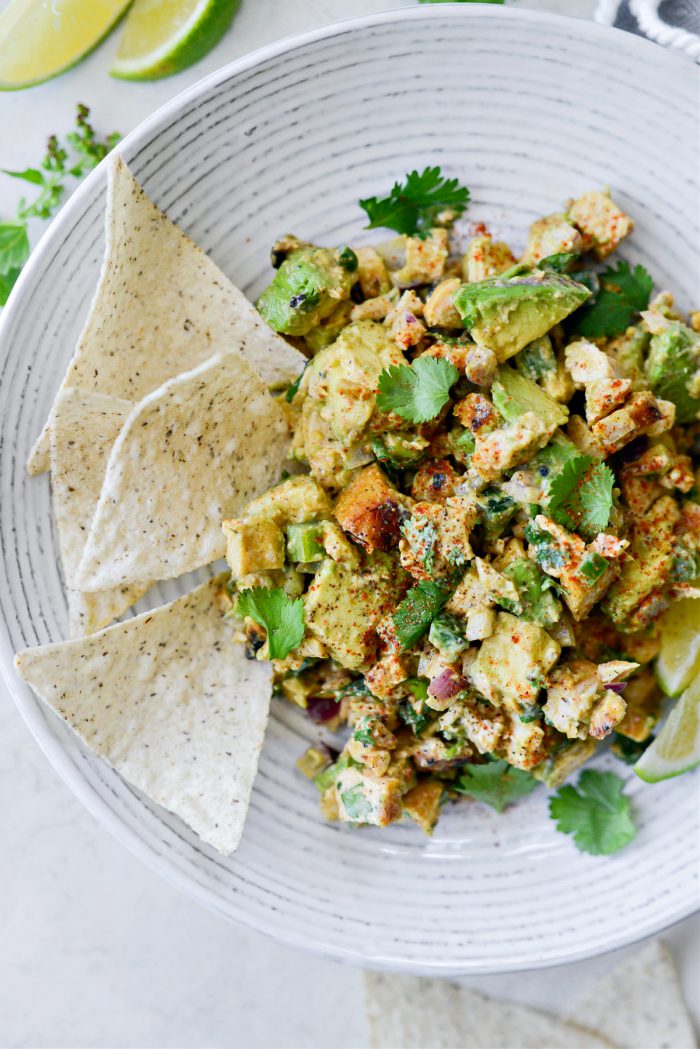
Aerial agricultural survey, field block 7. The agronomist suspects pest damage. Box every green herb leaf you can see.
[236,587,305,660]
[359,166,470,235]
[339,782,374,821]
[455,759,538,813]
[353,716,376,747]
[549,769,636,855]
[390,581,452,650]
[546,455,615,538]
[0,221,30,274]
[1,167,45,186]
[377,356,458,423]
[0,265,22,306]
[576,260,653,338]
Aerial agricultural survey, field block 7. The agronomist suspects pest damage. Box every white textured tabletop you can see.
[0,2,697,1046]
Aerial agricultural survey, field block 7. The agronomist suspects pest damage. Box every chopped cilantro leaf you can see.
[236,587,305,660]
[359,166,470,236]
[455,760,538,813]
[390,581,452,649]
[549,769,636,855]
[353,717,376,747]
[546,455,615,538]
[377,356,459,423]
[575,260,653,339]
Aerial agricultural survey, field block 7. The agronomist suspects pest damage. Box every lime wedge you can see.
[635,675,700,783]
[655,596,700,697]
[111,0,240,81]
[0,0,131,90]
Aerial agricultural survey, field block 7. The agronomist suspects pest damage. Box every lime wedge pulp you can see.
[111,0,240,81]
[655,596,700,697]
[0,0,132,90]
[635,675,700,783]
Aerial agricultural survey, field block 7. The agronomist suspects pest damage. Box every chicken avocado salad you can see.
[221,170,700,846]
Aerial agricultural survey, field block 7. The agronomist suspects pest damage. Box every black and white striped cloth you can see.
[596,0,700,61]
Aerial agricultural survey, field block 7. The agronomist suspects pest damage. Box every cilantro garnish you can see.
[575,260,653,339]
[0,104,119,305]
[359,166,470,236]
[236,587,305,660]
[353,716,376,747]
[549,769,636,855]
[376,356,459,423]
[390,581,452,650]
[454,760,538,813]
[546,455,615,538]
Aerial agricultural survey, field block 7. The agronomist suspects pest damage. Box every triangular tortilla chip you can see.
[364,973,613,1049]
[50,387,150,637]
[27,155,305,474]
[15,576,271,855]
[566,940,697,1049]
[75,352,289,592]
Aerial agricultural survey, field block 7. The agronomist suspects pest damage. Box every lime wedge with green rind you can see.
[635,674,700,783]
[0,0,132,91]
[655,596,700,698]
[111,0,240,81]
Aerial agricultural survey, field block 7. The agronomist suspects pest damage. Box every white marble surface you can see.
[0,1,697,1047]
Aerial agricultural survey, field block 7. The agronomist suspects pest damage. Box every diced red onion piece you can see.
[607,681,628,695]
[306,696,341,724]
[428,668,467,701]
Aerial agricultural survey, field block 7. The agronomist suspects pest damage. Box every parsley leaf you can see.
[575,260,653,338]
[0,104,119,306]
[377,356,458,423]
[549,769,636,855]
[236,587,305,660]
[0,222,30,273]
[359,166,470,236]
[454,760,538,813]
[546,455,615,538]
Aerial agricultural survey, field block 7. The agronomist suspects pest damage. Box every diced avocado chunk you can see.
[371,432,429,468]
[515,335,557,382]
[304,300,354,354]
[304,553,406,670]
[644,321,700,423]
[502,558,561,628]
[491,364,569,430]
[470,611,561,714]
[222,518,286,577]
[476,487,518,540]
[602,495,680,630]
[243,476,333,527]
[448,426,476,466]
[453,268,591,362]
[257,244,356,336]
[428,612,469,662]
[286,522,326,563]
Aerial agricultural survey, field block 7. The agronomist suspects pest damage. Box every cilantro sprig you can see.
[546,455,615,539]
[376,356,459,423]
[0,104,120,306]
[549,769,636,855]
[455,760,538,813]
[575,260,653,339]
[359,166,470,236]
[236,587,305,661]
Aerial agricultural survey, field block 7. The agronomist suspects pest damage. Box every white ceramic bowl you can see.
[1,7,698,974]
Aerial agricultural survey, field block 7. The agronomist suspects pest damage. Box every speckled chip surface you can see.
[364,973,613,1049]
[27,155,305,474]
[75,352,290,592]
[50,387,151,637]
[15,576,272,855]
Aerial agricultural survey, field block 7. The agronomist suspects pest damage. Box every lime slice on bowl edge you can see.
[0,0,132,90]
[655,596,700,697]
[111,0,240,81]
[635,674,700,783]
